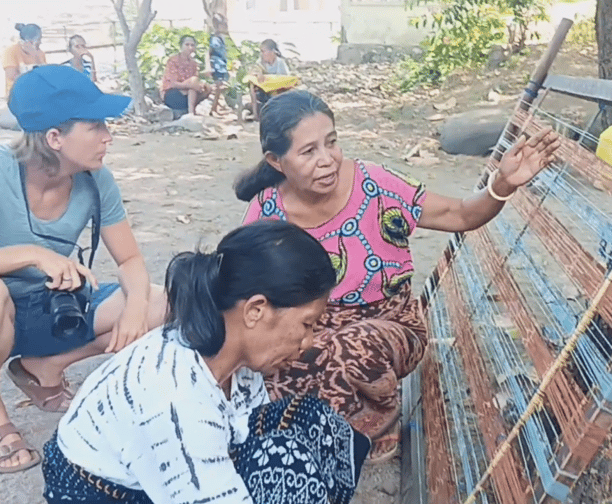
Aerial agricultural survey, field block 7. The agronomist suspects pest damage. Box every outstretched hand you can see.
[498,127,561,189]
[105,300,149,353]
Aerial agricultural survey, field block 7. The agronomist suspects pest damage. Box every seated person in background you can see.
[246,39,297,120]
[43,220,370,504]
[63,35,97,82]
[160,34,211,116]
[3,23,46,97]
[0,65,166,474]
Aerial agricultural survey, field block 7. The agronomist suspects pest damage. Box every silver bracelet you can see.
[486,169,515,201]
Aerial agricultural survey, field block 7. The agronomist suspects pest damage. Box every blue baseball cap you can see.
[8,65,132,132]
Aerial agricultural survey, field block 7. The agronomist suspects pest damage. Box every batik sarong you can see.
[230,394,370,504]
[265,283,427,439]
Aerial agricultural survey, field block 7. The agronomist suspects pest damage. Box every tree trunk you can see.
[111,0,156,116]
[202,0,227,29]
[124,44,147,116]
[597,0,612,127]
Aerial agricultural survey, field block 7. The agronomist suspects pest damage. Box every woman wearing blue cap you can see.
[0,65,166,473]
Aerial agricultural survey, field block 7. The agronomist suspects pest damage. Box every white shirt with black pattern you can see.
[57,326,268,504]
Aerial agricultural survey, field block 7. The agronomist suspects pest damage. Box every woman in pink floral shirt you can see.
[237,90,559,462]
[160,35,211,116]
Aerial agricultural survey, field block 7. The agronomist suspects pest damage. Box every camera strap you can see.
[18,163,101,270]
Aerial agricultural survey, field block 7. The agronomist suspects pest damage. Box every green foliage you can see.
[331,31,343,45]
[131,24,261,97]
[228,39,261,94]
[565,15,596,48]
[399,0,548,90]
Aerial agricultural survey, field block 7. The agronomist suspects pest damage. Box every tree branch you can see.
[130,0,156,45]
[202,0,212,18]
[111,0,131,41]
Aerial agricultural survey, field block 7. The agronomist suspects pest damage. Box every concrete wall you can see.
[341,0,430,46]
[227,0,342,61]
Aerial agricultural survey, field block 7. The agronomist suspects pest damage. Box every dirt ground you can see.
[1,44,608,503]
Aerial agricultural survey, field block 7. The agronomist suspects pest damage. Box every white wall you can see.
[341,0,431,46]
[228,0,342,61]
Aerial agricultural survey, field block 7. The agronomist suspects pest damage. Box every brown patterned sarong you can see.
[265,283,427,439]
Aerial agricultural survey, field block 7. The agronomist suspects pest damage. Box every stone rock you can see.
[154,113,206,133]
[337,45,363,65]
[487,44,512,70]
[336,44,412,65]
[144,104,174,123]
[439,108,508,156]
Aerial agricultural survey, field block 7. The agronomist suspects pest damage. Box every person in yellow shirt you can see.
[3,23,46,97]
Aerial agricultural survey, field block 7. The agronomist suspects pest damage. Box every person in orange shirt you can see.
[3,23,46,97]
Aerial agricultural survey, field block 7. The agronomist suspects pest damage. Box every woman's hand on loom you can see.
[497,127,561,191]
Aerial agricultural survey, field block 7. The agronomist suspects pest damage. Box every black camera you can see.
[45,283,91,341]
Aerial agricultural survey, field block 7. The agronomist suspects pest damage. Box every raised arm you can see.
[3,45,22,83]
[418,127,560,232]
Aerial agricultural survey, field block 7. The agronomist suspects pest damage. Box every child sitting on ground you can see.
[246,39,297,120]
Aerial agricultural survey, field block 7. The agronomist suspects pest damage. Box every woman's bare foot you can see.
[367,421,400,464]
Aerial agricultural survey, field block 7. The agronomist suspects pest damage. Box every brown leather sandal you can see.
[0,422,41,473]
[7,358,74,413]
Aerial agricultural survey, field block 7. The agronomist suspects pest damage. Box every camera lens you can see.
[48,291,88,340]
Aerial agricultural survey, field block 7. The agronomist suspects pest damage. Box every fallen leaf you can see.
[202,127,220,140]
[593,180,606,191]
[433,97,457,111]
[411,156,440,166]
[177,214,192,224]
[426,113,445,122]
[419,149,436,158]
[403,142,422,160]
[359,130,379,139]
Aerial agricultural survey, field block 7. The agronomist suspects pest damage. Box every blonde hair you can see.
[10,121,76,176]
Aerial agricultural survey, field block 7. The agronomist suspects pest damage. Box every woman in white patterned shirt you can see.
[42,220,370,504]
